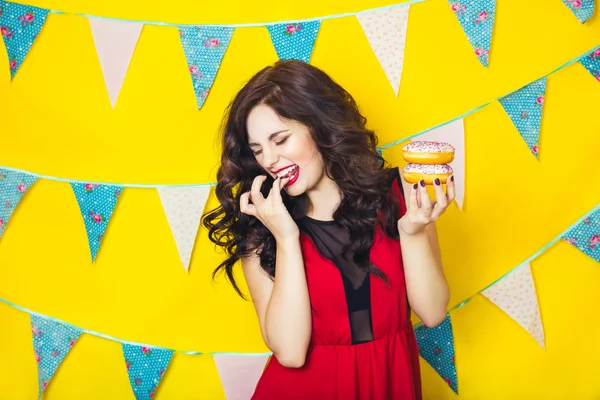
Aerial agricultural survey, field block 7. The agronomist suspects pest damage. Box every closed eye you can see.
[275,136,289,146]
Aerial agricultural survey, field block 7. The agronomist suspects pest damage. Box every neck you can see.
[305,174,342,221]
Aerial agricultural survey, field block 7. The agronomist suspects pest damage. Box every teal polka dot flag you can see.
[579,48,600,82]
[30,315,82,399]
[561,0,595,24]
[0,0,50,79]
[447,0,496,67]
[0,169,37,240]
[70,183,123,263]
[122,343,174,400]
[267,21,320,63]
[562,208,600,263]
[498,77,547,159]
[178,25,234,110]
[414,314,458,394]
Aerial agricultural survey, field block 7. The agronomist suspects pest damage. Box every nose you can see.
[262,145,279,169]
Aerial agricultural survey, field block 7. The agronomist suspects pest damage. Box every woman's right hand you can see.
[240,175,299,241]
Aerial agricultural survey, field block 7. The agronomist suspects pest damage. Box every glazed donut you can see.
[402,163,453,185]
[402,141,455,165]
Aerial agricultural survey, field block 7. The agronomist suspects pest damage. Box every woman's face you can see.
[246,104,325,197]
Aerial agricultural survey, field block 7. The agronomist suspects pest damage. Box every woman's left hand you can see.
[398,176,456,236]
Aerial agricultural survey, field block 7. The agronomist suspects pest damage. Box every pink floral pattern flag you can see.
[0,0,50,79]
[70,183,123,263]
[448,0,496,67]
[481,263,545,349]
[0,169,37,241]
[561,0,595,23]
[579,47,600,82]
[266,21,320,63]
[562,207,600,263]
[122,344,173,400]
[31,315,82,399]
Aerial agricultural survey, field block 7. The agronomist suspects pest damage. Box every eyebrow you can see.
[248,130,290,147]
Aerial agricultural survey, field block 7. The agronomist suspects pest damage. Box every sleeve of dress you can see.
[388,167,407,219]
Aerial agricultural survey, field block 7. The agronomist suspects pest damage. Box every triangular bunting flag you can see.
[179,25,234,110]
[70,183,122,262]
[448,0,496,67]
[414,314,458,393]
[0,0,50,79]
[357,5,410,96]
[0,169,37,240]
[498,77,547,159]
[414,118,465,209]
[88,18,143,108]
[214,354,269,400]
[266,20,320,63]
[562,207,600,263]
[31,315,82,399]
[561,0,595,23]
[579,47,600,82]
[157,186,210,272]
[122,344,174,400]
[481,263,545,349]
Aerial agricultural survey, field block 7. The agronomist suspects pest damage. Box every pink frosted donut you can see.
[402,141,455,164]
[402,163,453,185]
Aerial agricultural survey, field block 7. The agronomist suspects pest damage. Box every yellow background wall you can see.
[1,0,600,398]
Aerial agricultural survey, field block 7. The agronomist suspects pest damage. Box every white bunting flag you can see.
[481,263,545,349]
[357,5,411,96]
[214,355,269,400]
[157,186,211,272]
[89,18,143,108]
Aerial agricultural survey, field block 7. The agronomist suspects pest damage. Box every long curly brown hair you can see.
[202,60,401,297]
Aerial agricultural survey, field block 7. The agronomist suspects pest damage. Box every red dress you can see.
[251,170,422,400]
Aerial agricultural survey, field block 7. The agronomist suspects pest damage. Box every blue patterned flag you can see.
[414,314,458,394]
[267,20,321,63]
[0,0,50,79]
[122,344,174,400]
[0,169,37,240]
[30,315,82,399]
[178,25,234,110]
[498,77,547,159]
[561,0,595,23]
[70,183,122,262]
[447,0,496,67]
[562,207,600,263]
[579,47,600,82]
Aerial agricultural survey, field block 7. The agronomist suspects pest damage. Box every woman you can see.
[203,60,454,400]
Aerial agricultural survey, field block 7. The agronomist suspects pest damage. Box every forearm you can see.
[400,224,449,327]
[265,236,312,366]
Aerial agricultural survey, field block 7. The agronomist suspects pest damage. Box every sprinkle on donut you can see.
[402,141,455,153]
[403,163,453,174]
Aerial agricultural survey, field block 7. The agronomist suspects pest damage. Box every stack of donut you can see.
[401,141,454,185]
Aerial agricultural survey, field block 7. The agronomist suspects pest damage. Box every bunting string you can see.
[414,203,600,329]
[49,0,427,28]
[0,41,597,188]
[0,201,596,354]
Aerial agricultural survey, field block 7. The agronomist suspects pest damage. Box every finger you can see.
[432,178,448,209]
[446,175,456,204]
[418,180,433,215]
[408,182,419,211]
[239,192,257,216]
[269,176,282,200]
[250,175,267,204]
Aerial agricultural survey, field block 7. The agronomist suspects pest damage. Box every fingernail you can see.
[413,183,418,189]
[434,178,440,186]
[450,175,454,182]
[419,180,426,187]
